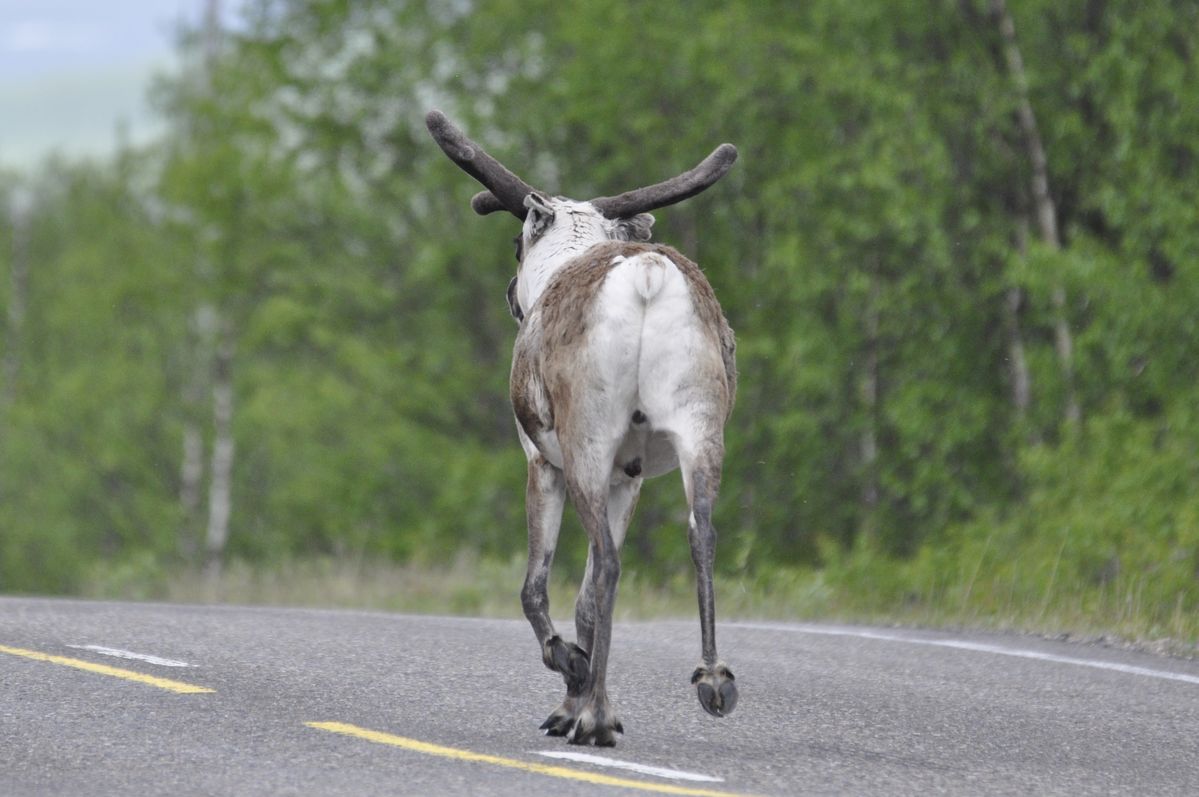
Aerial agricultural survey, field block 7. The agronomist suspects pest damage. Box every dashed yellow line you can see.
[0,644,214,694]
[306,721,761,797]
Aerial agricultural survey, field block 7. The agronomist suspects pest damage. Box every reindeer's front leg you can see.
[520,453,591,729]
[521,453,581,675]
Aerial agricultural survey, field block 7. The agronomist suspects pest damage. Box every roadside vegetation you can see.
[3,1,1197,654]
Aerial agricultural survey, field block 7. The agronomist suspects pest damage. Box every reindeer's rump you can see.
[510,242,736,479]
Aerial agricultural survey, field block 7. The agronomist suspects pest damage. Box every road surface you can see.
[2,597,1198,795]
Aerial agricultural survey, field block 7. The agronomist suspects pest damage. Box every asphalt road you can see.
[2,597,1198,795]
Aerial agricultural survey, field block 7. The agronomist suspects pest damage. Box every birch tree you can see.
[991,0,1081,426]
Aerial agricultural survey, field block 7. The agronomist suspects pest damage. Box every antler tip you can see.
[425,109,458,144]
[426,109,477,163]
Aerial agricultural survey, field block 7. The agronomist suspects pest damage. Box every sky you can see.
[0,0,209,170]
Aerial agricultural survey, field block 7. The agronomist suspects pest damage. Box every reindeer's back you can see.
[512,242,735,468]
[540,244,735,393]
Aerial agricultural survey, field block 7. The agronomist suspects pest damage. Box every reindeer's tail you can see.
[631,253,672,303]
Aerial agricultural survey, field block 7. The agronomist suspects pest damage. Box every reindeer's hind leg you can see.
[520,455,590,703]
[563,482,622,745]
[680,438,738,718]
[574,476,640,658]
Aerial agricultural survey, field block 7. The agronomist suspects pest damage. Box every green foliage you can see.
[1,0,1196,642]
[816,404,1199,642]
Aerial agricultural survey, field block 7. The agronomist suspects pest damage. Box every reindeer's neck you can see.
[518,213,613,312]
[519,241,598,310]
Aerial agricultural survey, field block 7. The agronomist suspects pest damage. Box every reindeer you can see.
[426,111,739,746]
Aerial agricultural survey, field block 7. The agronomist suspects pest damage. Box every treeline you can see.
[1,1,1196,627]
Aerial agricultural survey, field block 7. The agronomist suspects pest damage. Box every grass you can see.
[81,553,820,620]
[79,552,1199,658]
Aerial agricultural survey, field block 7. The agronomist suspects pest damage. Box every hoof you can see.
[539,696,579,737]
[542,636,590,693]
[692,662,738,717]
[566,701,623,747]
[540,710,574,737]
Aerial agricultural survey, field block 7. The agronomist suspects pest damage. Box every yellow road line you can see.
[306,721,761,797]
[0,644,214,694]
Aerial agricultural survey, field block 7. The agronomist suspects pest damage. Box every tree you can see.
[990,0,1080,426]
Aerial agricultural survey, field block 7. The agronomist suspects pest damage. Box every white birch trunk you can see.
[1005,287,1032,416]
[179,305,215,563]
[178,424,205,559]
[1006,218,1032,420]
[197,0,228,580]
[992,0,1081,426]
[204,326,235,581]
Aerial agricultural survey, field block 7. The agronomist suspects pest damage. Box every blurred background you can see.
[0,0,1195,644]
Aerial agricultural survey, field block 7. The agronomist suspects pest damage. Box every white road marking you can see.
[735,623,1199,686]
[67,644,194,668]
[534,751,724,783]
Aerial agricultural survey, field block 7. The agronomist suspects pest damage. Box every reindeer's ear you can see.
[506,276,524,322]
[615,213,655,242]
[523,192,555,240]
